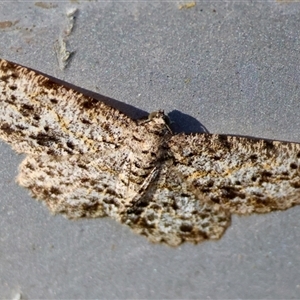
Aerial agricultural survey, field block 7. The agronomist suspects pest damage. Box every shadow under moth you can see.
[1,58,300,246]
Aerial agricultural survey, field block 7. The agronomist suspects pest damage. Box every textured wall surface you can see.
[1,1,300,298]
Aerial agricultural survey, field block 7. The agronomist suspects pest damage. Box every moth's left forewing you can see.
[168,133,300,215]
[0,59,143,156]
[0,59,171,222]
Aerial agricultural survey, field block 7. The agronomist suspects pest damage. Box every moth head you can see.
[146,110,172,133]
[148,110,170,125]
[139,110,172,134]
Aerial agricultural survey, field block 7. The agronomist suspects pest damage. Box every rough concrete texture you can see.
[1,1,300,298]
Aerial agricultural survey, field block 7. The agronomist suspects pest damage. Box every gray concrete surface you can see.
[1,1,300,298]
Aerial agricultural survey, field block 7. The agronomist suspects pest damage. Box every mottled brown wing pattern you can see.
[0,58,169,227]
[167,134,300,214]
[120,134,300,246]
[1,58,300,246]
[17,153,136,219]
[0,59,169,157]
[122,160,231,246]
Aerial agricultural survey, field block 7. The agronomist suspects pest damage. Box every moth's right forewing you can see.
[168,133,300,215]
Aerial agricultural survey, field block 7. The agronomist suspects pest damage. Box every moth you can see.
[1,58,300,246]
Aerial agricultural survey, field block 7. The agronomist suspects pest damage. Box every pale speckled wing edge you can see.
[0,58,145,155]
[167,133,300,215]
